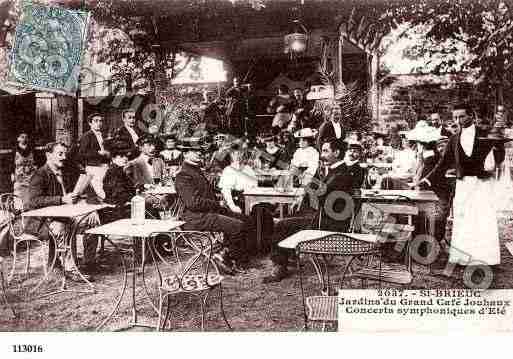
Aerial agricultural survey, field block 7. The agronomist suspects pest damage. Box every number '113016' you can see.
[12,344,43,353]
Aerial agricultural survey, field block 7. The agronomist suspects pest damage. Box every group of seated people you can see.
[14,99,468,286]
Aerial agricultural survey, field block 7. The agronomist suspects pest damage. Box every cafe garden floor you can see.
[2,213,513,332]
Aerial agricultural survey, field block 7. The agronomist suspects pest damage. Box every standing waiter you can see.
[420,103,505,284]
[79,113,110,199]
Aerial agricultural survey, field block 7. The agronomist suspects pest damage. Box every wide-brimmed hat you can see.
[407,121,441,143]
[294,128,318,139]
[105,139,133,157]
[177,137,209,151]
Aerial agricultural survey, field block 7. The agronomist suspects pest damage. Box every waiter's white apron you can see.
[450,176,500,265]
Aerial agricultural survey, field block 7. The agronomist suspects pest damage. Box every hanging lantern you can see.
[284,32,308,54]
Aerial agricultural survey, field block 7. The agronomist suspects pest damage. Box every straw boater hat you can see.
[177,136,209,151]
[294,127,318,139]
[437,135,449,144]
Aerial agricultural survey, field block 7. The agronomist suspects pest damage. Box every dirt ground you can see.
[1,214,513,332]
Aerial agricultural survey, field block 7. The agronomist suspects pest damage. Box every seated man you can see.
[26,142,100,280]
[175,138,248,274]
[343,139,366,188]
[125,135,169,215]
[263,138,362,283]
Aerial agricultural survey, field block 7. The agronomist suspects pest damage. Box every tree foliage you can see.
[383,0,513,103]
[88,0,200,94]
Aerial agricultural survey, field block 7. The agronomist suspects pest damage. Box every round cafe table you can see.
[87,218,184,331]
[21,202,112,297]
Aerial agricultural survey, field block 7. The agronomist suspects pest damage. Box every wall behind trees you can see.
[378,73,494,132]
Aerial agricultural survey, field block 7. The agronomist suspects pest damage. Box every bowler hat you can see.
[345,139,363,150]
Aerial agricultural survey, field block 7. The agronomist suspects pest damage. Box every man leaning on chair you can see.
[263,138,365,283]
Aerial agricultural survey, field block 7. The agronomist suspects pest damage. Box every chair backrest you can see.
[156,230,220,292]
[0,193,25,239]
[157,196,185,220]
[296,233,380,257]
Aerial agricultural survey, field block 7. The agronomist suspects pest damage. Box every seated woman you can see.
[259,134,286,170]
[290,128,320,186]
[218,146,258,214]
[102,141,136,222]
[381,136,417,190]
[217,145,274,254]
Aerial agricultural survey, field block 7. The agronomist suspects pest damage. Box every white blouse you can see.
[291,146,320,177]
[392,148,417,178]
[218,165,258,192]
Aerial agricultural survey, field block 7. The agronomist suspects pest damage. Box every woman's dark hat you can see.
[372,131,388,139]
[162,133,177,141]
[105,139,133,157]
[136,134,159,147]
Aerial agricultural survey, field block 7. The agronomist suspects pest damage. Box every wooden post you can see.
[78,97,84,138]
[370,53,379,123]
[338,35,345,88]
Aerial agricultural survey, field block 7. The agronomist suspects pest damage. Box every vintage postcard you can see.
[1,1,513,354]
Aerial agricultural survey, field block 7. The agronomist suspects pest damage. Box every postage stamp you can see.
[7,1,90,96]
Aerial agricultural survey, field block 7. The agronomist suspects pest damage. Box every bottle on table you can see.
[131,189,145,225]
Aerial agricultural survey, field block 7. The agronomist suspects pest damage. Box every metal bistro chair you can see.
[0,193,46,284]
[351,196,419,286]
[149,230,232,331]
[296,233,380,330]
[150,197,222,262]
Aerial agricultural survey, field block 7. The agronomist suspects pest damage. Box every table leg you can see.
[32,216,95,297]
[256,206,262,254]
[131,239,138,325]
[279,204,284,219]
[121,237,157,331]
[245,197,251,216]
[140,239,146,273]
[95,237,128,331]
